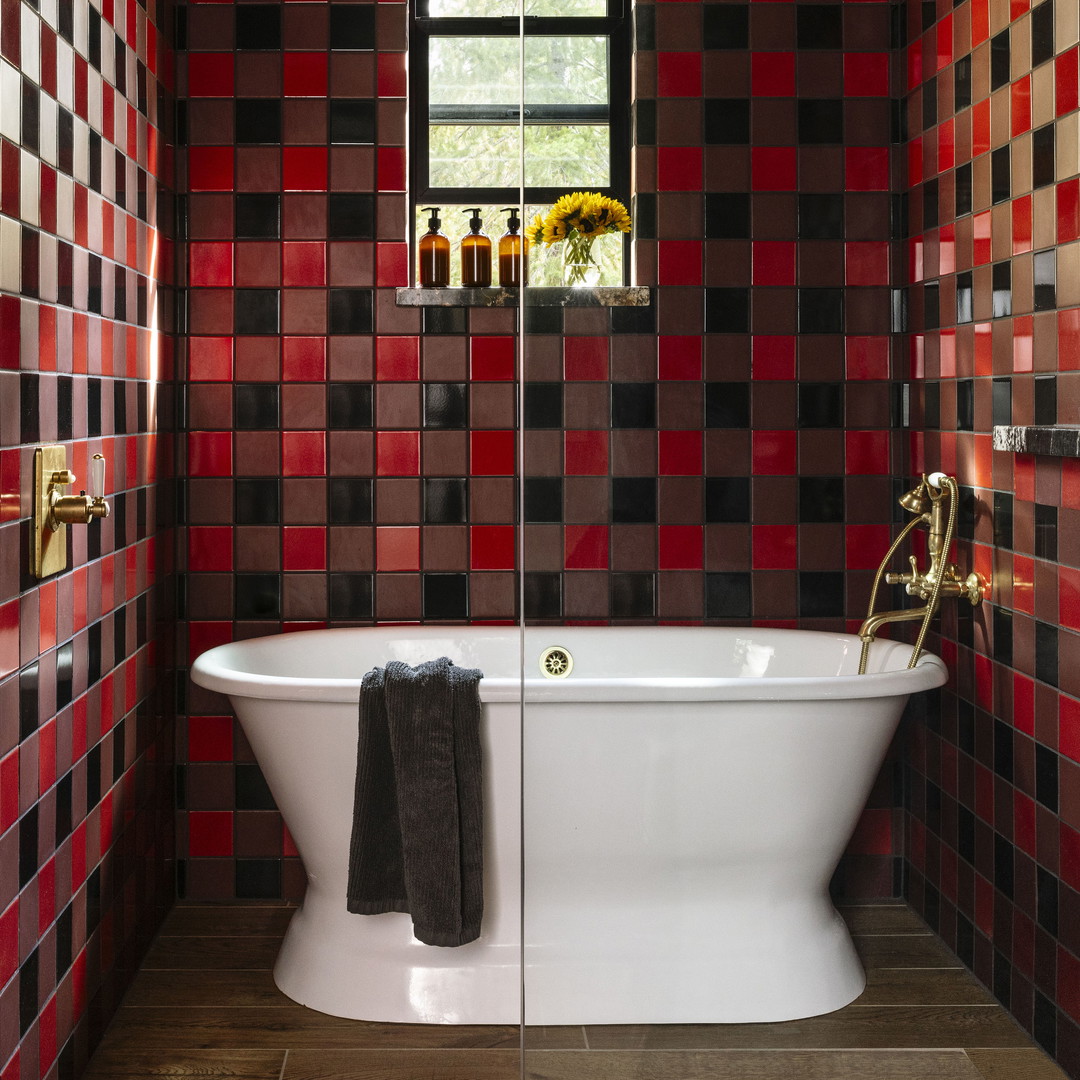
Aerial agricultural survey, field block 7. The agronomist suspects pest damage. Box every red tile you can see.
[283,242,326,287]
[188,147,234,192]
[844,53,890,96]
[189,241,233,287]
[657,52,702,97]
[377,148,407,192]
[751,147,797,191]
[906,36,922,92]
[283,148,328,192]
[376,336,420,380]
[1012,194,1032,254]
[845,336,890,380]
[1010,75,1031,137]
[845,241,890,286]
[1059,178,1080,245]
[187,526,233,572]
[187,432,233,477]
[937,119,954,174]
[188,811,234,857]
[0,751,16,833]
[1061,822,1080,892]
[1061,695,1080,766]
[752,523,797,569]
[376,241,409,287]
[1059,946,1080,1026]
[282,431,327,476]
[1057,47,1079,117]
[656,147,703,191]
[1061,308,1080,372]
[935,14,953,71]
[658,336,701,380]
[564,336,609,381]
[752,241,796,286]
[187,716,234,762]
[188,337,234,381]
[0,599,16,681]
[376,431,420,475]
[284,526,327,570]
[847,808,892,855]
[186,53,234,97]
[659,430,702,475]
[973,210,992,265]
[658,525,702,570]
[752,430,796,475]
[283,337,326,380]
[284,52,328,96]
[376,526,420,570]
[971,98,990,157]
[377,52,407,97]
[845,430,890,474]
[751,52,795,97]
[471,336,515,381]
[906,137,922,188]
[470,430,515,475]
[470,525,516,570]
[565,525,609,570]
[844,147,890,192]
[752,335,796,380]
[0,141,18,222]
[564,430,608,475]
[0,897,17,986]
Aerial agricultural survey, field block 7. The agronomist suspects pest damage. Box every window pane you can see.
[427,0,605,17]
[429,37,607,111]
[427,125,609,188]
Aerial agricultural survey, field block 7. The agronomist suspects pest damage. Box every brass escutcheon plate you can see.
[539,646,573,679]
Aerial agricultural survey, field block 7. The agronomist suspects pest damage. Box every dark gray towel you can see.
[346,656,484,947]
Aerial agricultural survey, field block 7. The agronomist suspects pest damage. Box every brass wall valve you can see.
[48,454,110,528]
[32,446,111,578]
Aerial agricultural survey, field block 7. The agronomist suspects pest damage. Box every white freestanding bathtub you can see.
[190,625,947,1026]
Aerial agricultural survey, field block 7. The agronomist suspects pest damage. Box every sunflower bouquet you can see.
[525,192,632,286]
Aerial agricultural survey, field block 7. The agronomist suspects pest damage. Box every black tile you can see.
[424,383,467,429]
[705,193,750,239]
[236,5,282,49]
[799,571,844,617]
[798,99,843,144]
[799,194,844,239]
[993,604,1013,668]
[235,100,281,144]
[1033,991,1056,1056]
[954,55,971,110]
[797,3,842,48]
[705,288,749,333]
[1037,867,1058,936]
[956,270,973,323]
[329,478,373,524]
[956,378,974,431]
[235,763,277,810]
[1035,620,1058,688]
[1032,123,1055,190]
[235,384,280,430]
[55,772,72,847]
[20,661,39,741]
[55,903,72,980]
[991,146,1010,205]
[88,7,101,69]
[704,3,748,48]
[634,4,655,50]
[424,478,467,523]
[610,304,655,334]
[957,804,975,863]
[993,491,1013,549]
[234,574,280,619]
[994,718,1014,782]
[21,79,39,156]
[611,382,656,428]
[611,477,655,523]
[1035,744,1058,813]
[1034,503,1057,561]
[329,4,375,48]
[799,476,844,523]
[235,860,282,900]
[798,383,844,428]
[705,100,750,144]
[235,478,281,525]
[424,307,467,334]
[328,289,373,334]
[993,832,1014,898]
[706,572,751,618]
[329,383,373,429]
[524,477,563,523]
[235,194,280,239]
[1034,373,1056,424]
[524,383,562,428]
[329,573,373,618]
[19,949,38,1035]
[921,78,937,134]
[635,100,656,146]
[423,573,468,619]
[1033,250,1056,312]
[524,572,561,619]
[611,573,655,618]
[922,179,938,230]
[57,107,74,175]
[954,162,972,217]
[705,477,750,523]
[798,288,843,333]
[235,289,279,334]
[992,261,1011,318]
[330,100,375,144]
[1032,0,1054,68]
[990,28,1010,92]
[55,641,73,710]
[705,382,749,428]
[328,194,375,239]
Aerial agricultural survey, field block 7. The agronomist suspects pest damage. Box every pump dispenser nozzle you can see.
[460,208,492,287]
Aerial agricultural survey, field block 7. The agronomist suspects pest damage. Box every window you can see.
[411,0,630,285]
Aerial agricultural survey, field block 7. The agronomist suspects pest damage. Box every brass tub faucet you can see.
[858,472,983,674]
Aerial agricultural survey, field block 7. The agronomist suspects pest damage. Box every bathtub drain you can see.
[539,647,573,679]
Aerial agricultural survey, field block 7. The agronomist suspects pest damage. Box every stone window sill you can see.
[992,425,1080,457]
[395,286,651,308]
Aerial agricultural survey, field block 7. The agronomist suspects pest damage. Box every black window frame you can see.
[410,0,632,283]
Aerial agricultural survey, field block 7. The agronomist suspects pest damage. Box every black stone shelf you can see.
[396,286,651,308]
[992,425,1080,457]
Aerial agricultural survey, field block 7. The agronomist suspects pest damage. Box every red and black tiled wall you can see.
[898,0,1080,1071]
[1,0,179,1069]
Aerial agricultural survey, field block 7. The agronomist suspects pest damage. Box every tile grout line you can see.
[278,1048,289,1080]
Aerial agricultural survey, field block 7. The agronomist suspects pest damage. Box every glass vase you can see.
[562,235,601,288]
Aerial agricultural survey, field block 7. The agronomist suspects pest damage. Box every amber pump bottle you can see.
[418,207,450,288]
[497,207,527,287]
[460,208,492,287]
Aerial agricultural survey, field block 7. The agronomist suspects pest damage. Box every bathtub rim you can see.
[191,625,949,705]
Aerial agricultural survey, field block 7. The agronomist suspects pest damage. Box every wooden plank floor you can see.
[84,901,1068,1080]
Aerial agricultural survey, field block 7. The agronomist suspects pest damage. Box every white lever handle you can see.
[926,471,948,490]
[91,454,106,500]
